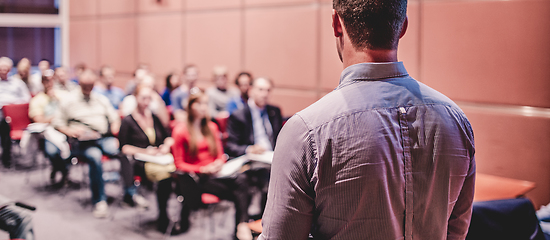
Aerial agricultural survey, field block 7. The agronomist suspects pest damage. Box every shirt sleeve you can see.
[447,120,476,240]
[259,115,315,240]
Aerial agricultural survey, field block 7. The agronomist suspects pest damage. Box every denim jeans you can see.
[72,137,119,204]
[0,204,34,240]
[44,139,70,175]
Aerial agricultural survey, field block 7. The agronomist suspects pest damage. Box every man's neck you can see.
[248,99,265,111]
[343,48,398,69]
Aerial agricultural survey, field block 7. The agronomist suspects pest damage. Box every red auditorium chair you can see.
[2,103,31,142]
[2,103,32,167]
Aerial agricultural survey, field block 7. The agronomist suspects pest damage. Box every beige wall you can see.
[69,0,550,207]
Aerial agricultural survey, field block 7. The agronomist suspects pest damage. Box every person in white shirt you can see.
[0,56,31,168]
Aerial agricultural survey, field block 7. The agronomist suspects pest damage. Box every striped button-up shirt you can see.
[259,62,475,240]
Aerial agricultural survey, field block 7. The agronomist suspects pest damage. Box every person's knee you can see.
[44,141,61,158]
[84,147,103,166]
[99,137,119,156]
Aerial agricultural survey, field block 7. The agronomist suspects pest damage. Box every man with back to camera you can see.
[258,0,476,239]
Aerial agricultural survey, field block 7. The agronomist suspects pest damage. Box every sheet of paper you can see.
[134,153,174,165]
[247,151,274,164]
[215,155,249,178]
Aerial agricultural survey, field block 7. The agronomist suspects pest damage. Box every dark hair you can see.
[186,88,218,157]
[39,59,51,65]
[234,72,252,85]
[165,73,176,91]
[333,0,407,50]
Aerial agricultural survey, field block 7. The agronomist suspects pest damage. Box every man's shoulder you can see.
[230,104,250,118]
[230,105,250,119]
[111,86,125,95]
[294,89,345,129]
[7,76,27,87]
[91,92,115,108]
[30,92,49,102]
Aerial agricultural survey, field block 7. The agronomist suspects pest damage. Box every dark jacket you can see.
[225,103,283,157]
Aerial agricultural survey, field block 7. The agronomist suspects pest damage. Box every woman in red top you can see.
[171,88,251,238]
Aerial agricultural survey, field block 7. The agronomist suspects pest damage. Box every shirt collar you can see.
[248,99,265,113]
[337,62,409,89]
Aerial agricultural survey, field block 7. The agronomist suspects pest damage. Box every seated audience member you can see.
[118,84,174,231]
[0,56,32,168]
[13,58,31,86]
[225,77,283,158]
[225,77,283,235]
[171,88,252,239]
[171,64,199,122]
[0,194,34,240]
[125,64,150,96]
[28,70,71,184]
[93,65,125,110]
[70,62,86,84]
[29,59,51,95]
[161,72,181,107]
[13,58,40,96]
[119,75,170,127]
[51,70,125,218]
[53,67,80,94]
[206,66,240,119]
[226,72,252,114]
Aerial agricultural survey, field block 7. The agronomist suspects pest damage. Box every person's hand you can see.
[158,144,171,155]
[246,145,266,155]
[145,146,160,155]
[200,159,225,175]
[210,159,225,174]
[64,127,85,139]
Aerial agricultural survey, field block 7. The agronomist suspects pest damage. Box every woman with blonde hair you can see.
[118,84,174,226]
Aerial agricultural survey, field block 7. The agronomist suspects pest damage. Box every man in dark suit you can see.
[224,77,283,239]
[225,77,283,158]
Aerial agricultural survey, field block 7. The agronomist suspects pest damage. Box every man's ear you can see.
[399,16,408,39]
[332,9,343,38]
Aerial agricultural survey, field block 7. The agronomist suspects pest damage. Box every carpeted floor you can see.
[0,152,237,240]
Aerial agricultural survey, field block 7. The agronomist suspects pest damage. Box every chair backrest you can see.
[2,103,31,139]
[215,115,229,134]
